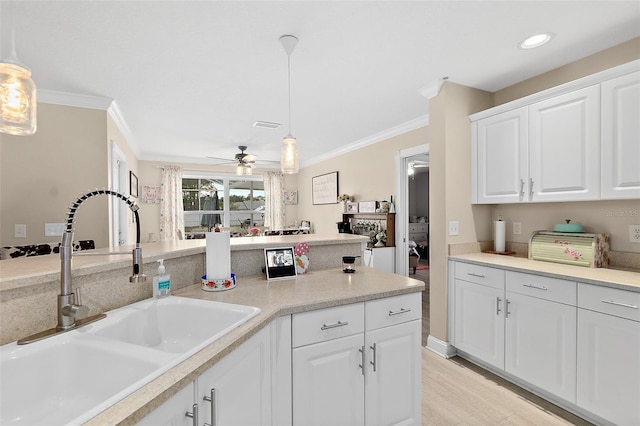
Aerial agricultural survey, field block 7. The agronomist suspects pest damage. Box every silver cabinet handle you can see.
[529,178,534,196]
[601,300,639,309]
[506,299,511,318]
[359,346,365,375]
[370,343,377,372]
[185,403,198,426]
[467,272,486,278]
[496,297,502,316]
[203,388,216,426]
[321,320,349,330]
[520,179,525,197]
[523,283,548,291]
[388,308,411,316]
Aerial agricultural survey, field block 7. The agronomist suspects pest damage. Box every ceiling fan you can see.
[207,146,278,174]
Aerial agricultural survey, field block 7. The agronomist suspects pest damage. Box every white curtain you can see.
[159,166,185,241]
[263,171,285,230]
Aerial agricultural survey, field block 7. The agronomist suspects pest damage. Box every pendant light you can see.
[279,35,299,174]
[0,0,37,136]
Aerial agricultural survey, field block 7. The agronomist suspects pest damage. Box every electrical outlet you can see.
[630,224,640,243]
[45,223,65,237]
[449,221,459,236]
[513,222,522,235]
[14,224,27,238]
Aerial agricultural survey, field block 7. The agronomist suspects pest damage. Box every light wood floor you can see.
[412,263,591,425]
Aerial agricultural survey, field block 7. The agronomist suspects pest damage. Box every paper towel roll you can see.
[494,220,506,253]
[206,231,231,280]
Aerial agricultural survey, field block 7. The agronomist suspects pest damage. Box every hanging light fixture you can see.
[0,0,37,136]
[279,35,299,174]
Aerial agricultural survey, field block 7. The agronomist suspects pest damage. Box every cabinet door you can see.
[293,333,365,426]
[577,309,640,425]
[505,292,577,402]
[474,107,528,204]
[197,326,271,426]
[137,382,195,426]
[454,279,505,369]
[601,71,640,200]
[365,320,421,426]
[529,85,600,202]
[364,247,396,273]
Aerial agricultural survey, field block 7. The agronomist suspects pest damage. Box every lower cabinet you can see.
[139,324,274,426]
[363,247,396,274]
[292,293,422,426]
[451,261,640,425]
[577,284,640,425]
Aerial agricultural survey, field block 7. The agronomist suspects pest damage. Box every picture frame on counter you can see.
[346,202,358,213]
[358,201,377,213]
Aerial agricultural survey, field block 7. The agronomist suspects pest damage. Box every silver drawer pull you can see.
[523,283,548,291]
[321,320,349,330]
[388,308,411,316]
[467,272,485,278]
[601,300,639,310]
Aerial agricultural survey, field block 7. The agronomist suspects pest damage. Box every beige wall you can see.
[296,127,428,234]
[0,103,110,248]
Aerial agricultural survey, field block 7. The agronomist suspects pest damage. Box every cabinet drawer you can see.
[409,224,428,233]
[409,232,428,242]
[506,271,576,305]
[578,284,640,322]
[454,262,504,290]
[365,293,421,331]
[292,303,364,348]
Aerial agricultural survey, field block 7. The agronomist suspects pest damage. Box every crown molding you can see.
[107,100,141,158]
[301,114,429,168]
[38,89,114,110]
[419,78,447,100]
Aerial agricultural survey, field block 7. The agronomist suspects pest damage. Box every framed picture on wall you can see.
[312,171,338,205]
[129,171,139,198]
[346,202,358,213]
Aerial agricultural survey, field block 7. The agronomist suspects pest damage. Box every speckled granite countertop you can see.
[0,233,369,290]
[84,266,424,425]
[450,253,640,292]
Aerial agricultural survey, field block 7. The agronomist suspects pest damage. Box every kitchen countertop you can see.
[0,233,369,291]
[85,265,424,425]
[450,253,640,292]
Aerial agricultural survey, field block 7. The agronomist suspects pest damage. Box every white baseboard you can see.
[426,335,457,358]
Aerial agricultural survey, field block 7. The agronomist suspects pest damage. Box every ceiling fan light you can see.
[281,136,299,175]
[0,61,37,136]
[236,164,244,176]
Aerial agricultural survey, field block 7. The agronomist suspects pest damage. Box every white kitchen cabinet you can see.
[138,325,272,426]
[577,283,640,425]
[601,70,640,200]
[292,293,421,426]
[473,106,528,204]
[364,247,396,274]
[197,325,272,426]
[504,272,577,403]
[529,85,601,202]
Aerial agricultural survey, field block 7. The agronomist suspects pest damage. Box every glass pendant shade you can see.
[281,135,299,174]
[236,164,252,176]
[0,61,37,136]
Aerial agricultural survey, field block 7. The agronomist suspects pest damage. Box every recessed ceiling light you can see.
[520,33,553,49]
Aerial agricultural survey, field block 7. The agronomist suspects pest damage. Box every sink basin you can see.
[87,296,260,353]
[0,296,260,425]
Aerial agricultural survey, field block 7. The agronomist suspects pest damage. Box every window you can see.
[182,174,265,233]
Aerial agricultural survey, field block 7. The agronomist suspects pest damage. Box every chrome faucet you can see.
[18,189,147,344]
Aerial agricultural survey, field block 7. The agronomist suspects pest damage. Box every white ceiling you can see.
[2,1,639,170]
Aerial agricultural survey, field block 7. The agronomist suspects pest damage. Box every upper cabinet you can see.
[601,71,640,200]
[471,61,640,204]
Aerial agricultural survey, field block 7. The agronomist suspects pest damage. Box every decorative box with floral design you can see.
[529,231,610,268]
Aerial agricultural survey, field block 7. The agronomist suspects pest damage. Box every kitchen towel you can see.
[206,231,231,280]
[494,220,506,252]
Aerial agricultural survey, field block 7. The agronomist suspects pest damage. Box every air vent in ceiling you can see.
[253,121,281,129]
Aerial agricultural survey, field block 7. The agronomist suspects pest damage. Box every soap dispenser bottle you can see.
[153,259,171,298]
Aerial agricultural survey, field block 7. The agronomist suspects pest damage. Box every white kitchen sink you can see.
[0,296,261,425]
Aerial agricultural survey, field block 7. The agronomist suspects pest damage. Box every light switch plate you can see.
[14,224,27,238]
[448,221,459,236]
[630,224,640,243]
[45,223,65,237]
